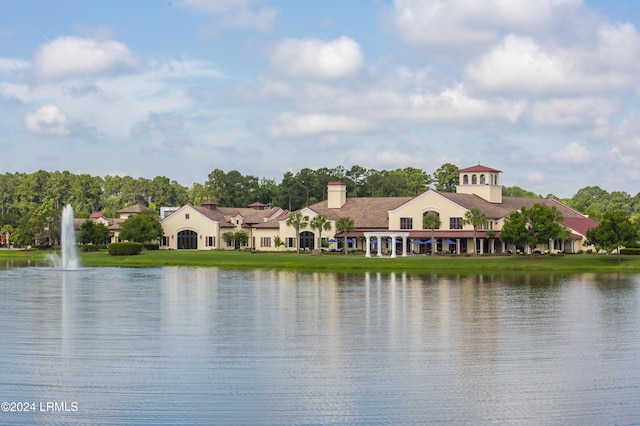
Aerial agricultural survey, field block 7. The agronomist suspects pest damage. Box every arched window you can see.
[463,174,469,184]
[472,174,477,184]
[422,211,440,230]
[480,174,486,184]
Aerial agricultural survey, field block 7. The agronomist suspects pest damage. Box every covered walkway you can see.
[363,232,410,258]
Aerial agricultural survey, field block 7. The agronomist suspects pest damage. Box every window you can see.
[185,213,190,219]
[400,217,413,229]
[463,174,469,184]
[480,174,486,184]
[287,237,295,248]
[422,211,440,229]
[450,217,462,229]
[206,236,214,247]
[261,237,271,248]
[472,174,477,184]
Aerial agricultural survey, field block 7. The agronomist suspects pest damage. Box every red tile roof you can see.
[458,164,502,173]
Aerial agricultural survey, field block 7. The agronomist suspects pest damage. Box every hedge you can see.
[620,248,640,255]
[108,242,144,256]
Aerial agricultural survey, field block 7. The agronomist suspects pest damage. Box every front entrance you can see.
[300,231,315,251]
[177,230,198,249]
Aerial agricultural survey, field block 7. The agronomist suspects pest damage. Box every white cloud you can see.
[551,141,595,164]
[219,6,277,30]
[531,97,618,127]
[466,23,640,95]
[351,149,423,169]
[24,104,71,136]
[271,36,363,79]
[268,113,373,137]
[33,36,140,81]
[525,172,545,183]
[408,84,524,122]
[146,58,225,79]
[466,35,572,94]
[0,58,29,72]
[180,0,276,31]
[180,0,257,13]
[392,0,581,49]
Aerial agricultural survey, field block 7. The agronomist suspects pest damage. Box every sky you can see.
[1,0,640,198]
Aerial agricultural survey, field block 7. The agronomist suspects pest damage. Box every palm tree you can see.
[423,212,441,256]
[335,216,355,255]
[286,211,309,253]
[463,207,487,255]
[309,214,332,253]
[485,229,496,255]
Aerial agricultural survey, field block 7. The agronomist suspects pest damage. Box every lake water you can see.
[0,265,639,425]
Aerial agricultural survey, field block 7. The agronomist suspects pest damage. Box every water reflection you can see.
[0,267,638,425]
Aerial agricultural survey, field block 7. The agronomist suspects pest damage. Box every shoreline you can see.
[1,249,640,273]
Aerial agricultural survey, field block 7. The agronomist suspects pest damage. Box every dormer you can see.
[456,165,502,203]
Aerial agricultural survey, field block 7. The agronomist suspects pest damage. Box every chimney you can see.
[327,182,346,209]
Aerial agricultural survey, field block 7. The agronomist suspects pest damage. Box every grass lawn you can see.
[2,249,640,273]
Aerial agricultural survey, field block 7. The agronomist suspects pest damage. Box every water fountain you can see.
[53,204,79,270]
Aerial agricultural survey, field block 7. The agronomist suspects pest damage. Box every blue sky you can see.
[2,0,640,198]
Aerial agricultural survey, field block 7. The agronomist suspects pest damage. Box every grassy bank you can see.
[2,249,640,273]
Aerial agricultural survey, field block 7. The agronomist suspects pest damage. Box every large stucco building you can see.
[159,164,598,255]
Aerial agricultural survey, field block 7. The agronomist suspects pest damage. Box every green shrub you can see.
[108,242,144,256]
[143,243,160,251]
[80,244,100,252]
[620,248,640,255]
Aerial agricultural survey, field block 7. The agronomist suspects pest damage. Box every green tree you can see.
[79,220,110,245]
[1,224,14,248]
[433,163,459,192]
[463,207,487,255]
[309,214,332,253]
[286,211,309,253]
[118,213,163,243]
[569,186,608,214]
[273,235,284,251]
[335,216,355,255]
[500,205,562,257]
[423,212,441,256]
[71,174,103,215]
[500,209,528,253]
[502,186,541,198]
[221,232,235,248]
[235,230,249,248]
[485,229,496,255]
[346,165,369,197]
[525,204,563,255]
[586,210,638,261]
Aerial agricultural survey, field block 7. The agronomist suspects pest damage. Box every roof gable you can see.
[390,189,470,214]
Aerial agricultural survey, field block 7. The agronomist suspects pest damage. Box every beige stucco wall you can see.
[160,206,221,250]
[388,190,469,231]
[251,227,282,251]
[258,208,338,251]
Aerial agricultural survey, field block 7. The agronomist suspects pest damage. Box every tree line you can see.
[1,163,639,247]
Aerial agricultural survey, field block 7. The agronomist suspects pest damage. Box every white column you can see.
[401,235,407,257]
[365,235,371,257]
[479,238,484,254]
[376,236,382,257]
[391,237,397,258]
[456,239,461,255]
